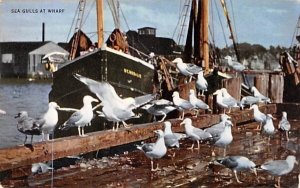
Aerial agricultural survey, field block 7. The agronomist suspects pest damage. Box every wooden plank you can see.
[254,74,269,97]
[221,77,242,100]
[0,104,276,172]
[269,74,284,103]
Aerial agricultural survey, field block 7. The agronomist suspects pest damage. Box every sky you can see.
[0,0,299,48]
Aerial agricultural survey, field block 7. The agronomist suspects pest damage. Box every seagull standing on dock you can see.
[224,56,245,77]
[250,104,267,130]
[172,91,194,120]
[59,95,98,137]
[257,155,298,188]
[15,111,41,145]
[74,74,156,131]
[221,88,240,109]
[251,86,271,103]
[163,121,186,148]
[141,99,176,122]
[35,102,60,141]
[240,96,260,109]
[137,130,167,171]
[196,71,208,95]
[210,121,233,156]
[189,89,210,117]
[216,156,257,183]
[172,57,202,82]
[180,118,212,150]
[261,114,276,145]
[204,114,232,136]
[214,89,238,114]
[278,111,291,141]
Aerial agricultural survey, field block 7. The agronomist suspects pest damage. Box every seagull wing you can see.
[133,93,157,109]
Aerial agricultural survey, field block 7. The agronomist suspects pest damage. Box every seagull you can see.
[213,89,238,114]
[189,89,210,117]
[250,104,267,130]
[224,56,245,77]
[180,118,212,150]
[172,57,202,82]
[216,156,257,183]
[15,111,41,145]
[141,99,176,122]
[261,114,275,145]
[42,51,69,64]
[172,91,194,120]
[74,74,156,131]
[35,102,60,141]
[240,96,260,109]
[31,162,53,174]
[258,155,298,188]
[59,95,98,137]
[221,88,240,108]
[163,121,186,148]
[196,71,208,95]
[210,121,233,156]
[137,130,167,171]
[251,86,271,103]
[278,111,291,141]
[204,114,232,136]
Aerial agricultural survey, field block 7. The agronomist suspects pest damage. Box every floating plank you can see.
[0,104,276,172]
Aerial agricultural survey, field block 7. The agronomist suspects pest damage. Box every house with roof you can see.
[0,41,68,78]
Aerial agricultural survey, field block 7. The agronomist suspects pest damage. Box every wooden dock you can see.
[0,104,276,172]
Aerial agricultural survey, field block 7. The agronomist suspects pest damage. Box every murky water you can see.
[0,79,51,148]
[2,118,299,187]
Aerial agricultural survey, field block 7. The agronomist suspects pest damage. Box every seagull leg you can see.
[181,111,185,120]
[158,114,167,122]
[24,135,27,145]
[81,127,87,137]
[151,160,155,171]
[30,135,33,145]
[233,170,242,183]
[255,123,261,131]
[274,177,281,188]
[196,140,200,150]
[285,131,289,141]
[223,147,227,157]
[78,126,82,137]
[188,141,195,150]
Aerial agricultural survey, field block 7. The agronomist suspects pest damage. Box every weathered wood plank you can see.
[254,74,269,97]
[0,104,276,172]
[269,74,284,103]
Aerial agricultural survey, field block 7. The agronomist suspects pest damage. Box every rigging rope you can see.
[82,0,96,27]
[66,2,80,42]
[229,0,238,43]
[214,0,228,47]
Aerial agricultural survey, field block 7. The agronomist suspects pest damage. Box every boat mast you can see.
[202,0,209,74]
[96,0,104,48]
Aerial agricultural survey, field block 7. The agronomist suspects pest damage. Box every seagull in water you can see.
[257,155,298,188]
[250,104,267,130]
[172,91,194,120]
[172,57,202,82]
[180,118,212,150]
[278,111,291,141]
[251,86,271,103]
[74,74,156,131]
[196,71,208,96]
[35,102,60,141]
[216,156,257,183]
[15,111,41,145]
[137,130,167,171]
[59,95,98,137]
[141,99,176,122]
[189,89,210,116]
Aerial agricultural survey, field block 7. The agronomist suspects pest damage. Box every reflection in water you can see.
[0,79,51,148]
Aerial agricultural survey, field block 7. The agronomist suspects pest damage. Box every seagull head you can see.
[286,155,298,165]
[172,57,183,64]
[49,102,60,109]
[266,114,276,120]
[180,118,192,126]
[172,91,180,98]
[83,95,99,104]
[249,104,258,110]
[189,89,195,95]
[282,111,287,118]
[154,129,164,138]
[213,89,222,96]
[220,114,231,121]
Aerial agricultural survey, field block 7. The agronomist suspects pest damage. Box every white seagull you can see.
[180,118,212,150]
[240,96,260,109]
[251,86,271,103]
[74,74,156,131]
[59,95,98,137]
[35,102,60,141]
[204,114,232,136]
[210,121,233,156]
[261,114,276,145]
[250,104,267,130]
[258,155,298,188]
[278,111,291,141]
[172,57,202,82]
[216,156,257,183]
[137,130,167,171]
[213,89,238,114]
[224,56,245,77]
[163,121,186,148]
[189,89,210,116]
[196,71,208,95]
[172,91,194,120]
[42,51,69,64]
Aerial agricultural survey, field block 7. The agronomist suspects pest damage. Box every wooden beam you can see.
[0,104,276,172]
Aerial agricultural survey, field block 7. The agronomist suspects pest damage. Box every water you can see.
[0,79,51,148]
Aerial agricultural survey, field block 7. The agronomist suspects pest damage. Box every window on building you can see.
[1,54,14,63]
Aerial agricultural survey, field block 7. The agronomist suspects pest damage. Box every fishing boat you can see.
[49,1,158,133]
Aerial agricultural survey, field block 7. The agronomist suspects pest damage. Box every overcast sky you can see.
[0,0,299,48]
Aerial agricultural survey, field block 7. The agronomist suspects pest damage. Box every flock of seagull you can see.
[3,57,298,186]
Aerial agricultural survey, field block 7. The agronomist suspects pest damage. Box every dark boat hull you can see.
[49,47,154,137]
